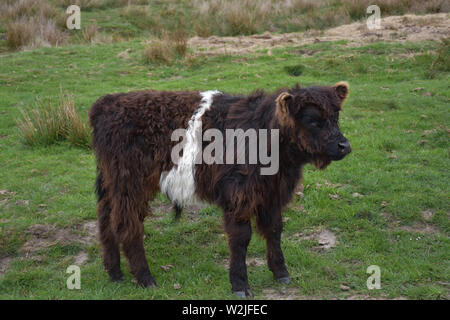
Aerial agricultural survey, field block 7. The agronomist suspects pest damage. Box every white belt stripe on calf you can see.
[159,90,221,207]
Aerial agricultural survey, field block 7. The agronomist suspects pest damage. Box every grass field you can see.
[0,34,448,299]
[0,0,449,300]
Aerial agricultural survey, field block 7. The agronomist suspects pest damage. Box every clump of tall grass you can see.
[166,27,188,57]
[285,0,321,12]
[143,39,174,65]
[1,0,67,50]
[54,0,123,11]
[422,38,450,78]
[194,0,275,36]
[120,4,162,35]
[6,17,67,49]
[142,29,188,65]
[17,91,91,148]
[0,0,57,20]
[86,28,114,44]
[55,0,151,10]
[433,38,450,71]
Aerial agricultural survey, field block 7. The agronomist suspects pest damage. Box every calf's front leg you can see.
[224,215,253,298]
[257,213,290,284]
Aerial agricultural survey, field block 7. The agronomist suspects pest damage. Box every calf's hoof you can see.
[232,288,253,299]
[275,276,291,284]
[108,269,124,282]
[110,274,124,282]
[136,274,158,288]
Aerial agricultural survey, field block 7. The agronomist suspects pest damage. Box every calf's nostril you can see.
[338,141,351,154]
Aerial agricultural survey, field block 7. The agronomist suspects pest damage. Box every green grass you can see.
[0,38,449,299]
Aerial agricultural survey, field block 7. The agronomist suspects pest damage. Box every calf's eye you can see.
[310,121,323,128]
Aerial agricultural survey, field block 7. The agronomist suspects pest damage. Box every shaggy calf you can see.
[89,82,351,298]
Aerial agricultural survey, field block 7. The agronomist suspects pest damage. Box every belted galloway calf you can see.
[89,82,352,297]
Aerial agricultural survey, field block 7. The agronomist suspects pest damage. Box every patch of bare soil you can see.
[398,223,441,235]
[221,257,265,268]
[149,202,208,222]
[292,229,338,250]
[73,251,89,265]
[0,189,17,208]
[0,256,13,277]
[380,212,441,235]
[421,209,435,221]
[262,288,319,300]
[0,190,14,196]
[347,294,408,300]
[262,290,408,300]
[1,221,96,276]
[188,14,449,55]
[21,221,98,257]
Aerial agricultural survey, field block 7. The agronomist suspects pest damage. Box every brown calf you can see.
[89,82,351,297]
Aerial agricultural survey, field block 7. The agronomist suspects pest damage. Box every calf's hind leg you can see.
[121,217,156,288]
[110,170,157,288]
[96,172,123,282]
[98,201,123,281]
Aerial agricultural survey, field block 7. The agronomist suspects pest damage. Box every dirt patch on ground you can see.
[21,221,97,257]
[380,212,441,235]
[0,256,13,277]
[188,13,449,55]
[421,209,435,221]
[1,221,96,276]
[398,223,441,235]
[221,257,265,268]
[347,294,408,300]
[291,229,338,250]
[81,220,97,238]
[261,289,409,300]
[149,202,208,222]
[262,289,409,300]
[0,189,17,208]
[0,189,15,197]
[262,288,319,300]
[73,251,89,265]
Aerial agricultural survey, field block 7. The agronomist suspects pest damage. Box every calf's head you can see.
[275,82,351,169]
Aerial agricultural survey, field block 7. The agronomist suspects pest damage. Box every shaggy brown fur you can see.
[89,83,351,296]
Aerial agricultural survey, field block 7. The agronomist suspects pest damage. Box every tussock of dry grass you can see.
[166,28,188,57]
[143,40,174,65]
[422,37,450,78]
[282,0,326,12]
[17,91,91,148]
[55,0,122,10]
[55,0,151,9]
[82,25,99,43]
[121,5,159,29]
[6,17,67,49]
[80,24,114,44]
[195,0,275,36]
[0,0,58,20]
[1,0,67,50]
[142,29,188,65]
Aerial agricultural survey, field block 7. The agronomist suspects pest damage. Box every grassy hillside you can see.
[1,0,449,52]
[0,35,449,299]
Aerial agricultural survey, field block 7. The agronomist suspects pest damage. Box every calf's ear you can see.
[275,92,295,127]
[333,81,349,106]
